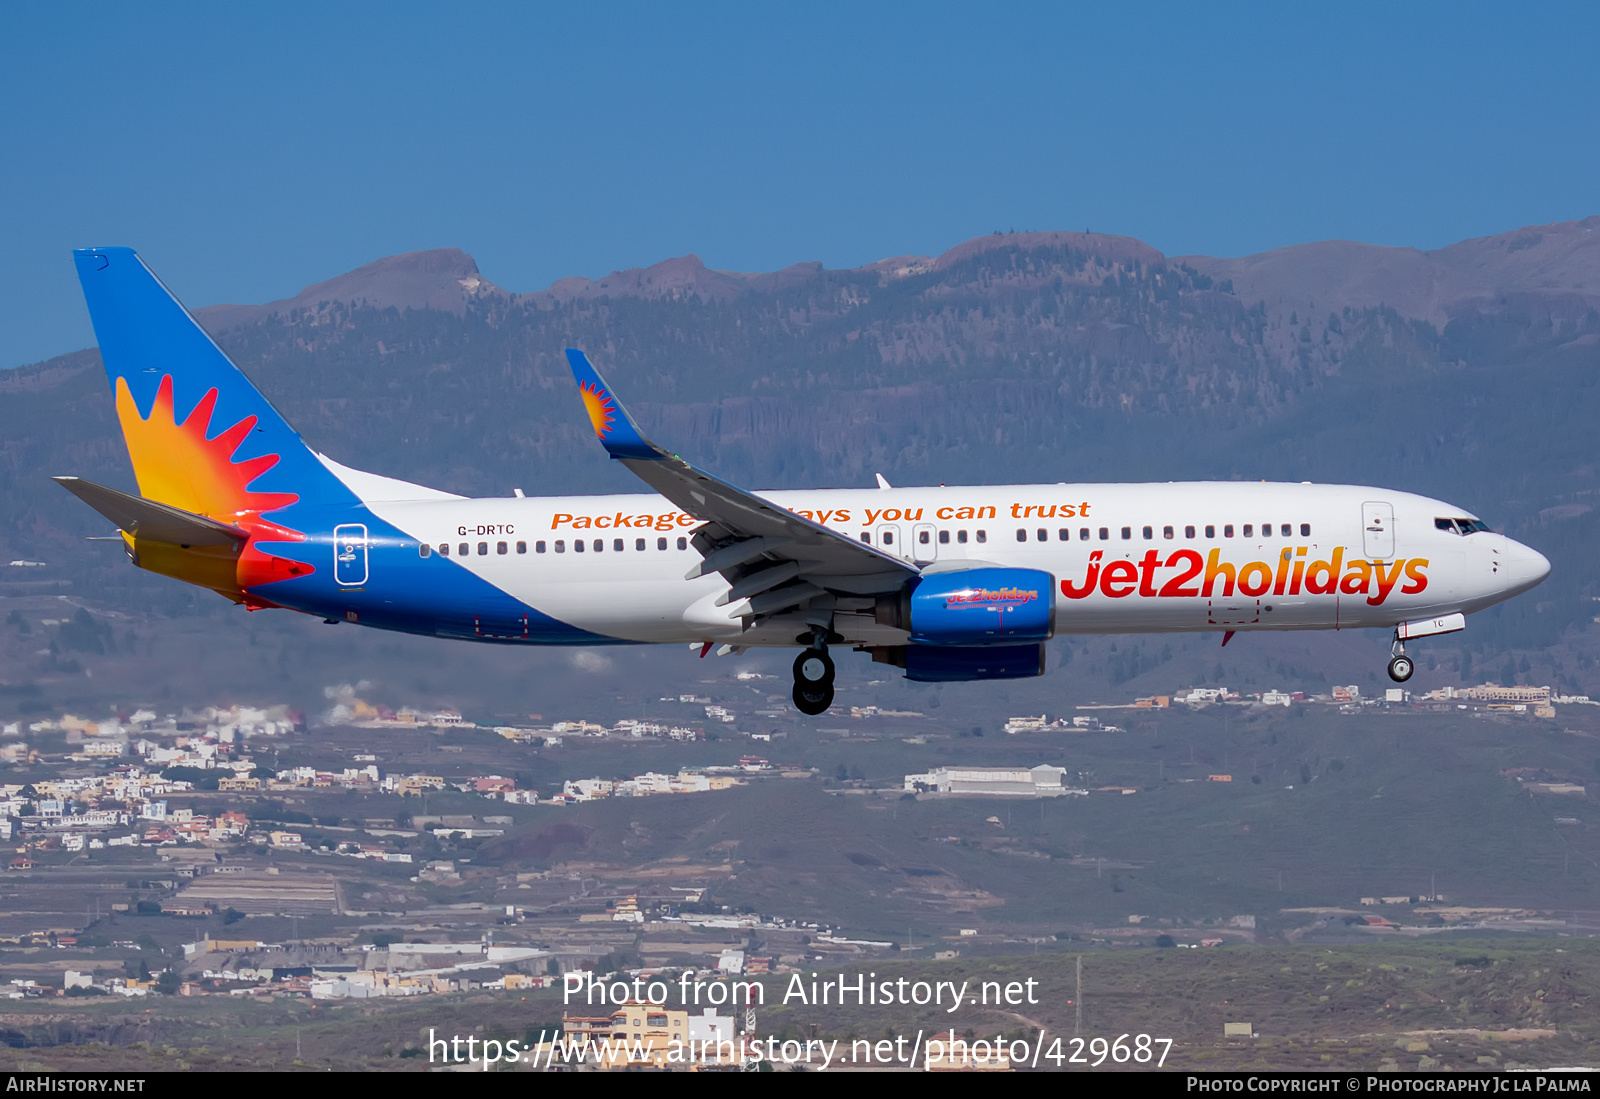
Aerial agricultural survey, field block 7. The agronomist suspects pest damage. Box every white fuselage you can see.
[358,481,1549,647]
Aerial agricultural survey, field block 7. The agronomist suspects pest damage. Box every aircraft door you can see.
[334,524,369,587]
[911,522,938,564]
[1361,502,1395,560]
[874,524,905,559]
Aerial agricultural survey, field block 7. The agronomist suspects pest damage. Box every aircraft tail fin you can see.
[72,248,355,520]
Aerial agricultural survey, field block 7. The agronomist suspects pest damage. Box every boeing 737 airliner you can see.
[57,248,1551,714]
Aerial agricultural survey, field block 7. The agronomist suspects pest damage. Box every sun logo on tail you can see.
[579,380,617,440]
[114,374,297,520]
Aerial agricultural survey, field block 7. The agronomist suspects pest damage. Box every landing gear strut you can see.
[792,638,835,716]
[1387,632,1414,683]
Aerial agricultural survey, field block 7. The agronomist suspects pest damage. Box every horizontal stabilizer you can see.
[53,476,245,547]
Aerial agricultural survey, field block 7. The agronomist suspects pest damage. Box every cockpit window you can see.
[1437,516,1489,535]
[1435,518,1455,532]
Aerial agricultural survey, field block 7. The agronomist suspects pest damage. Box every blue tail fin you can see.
[73,248,355,519]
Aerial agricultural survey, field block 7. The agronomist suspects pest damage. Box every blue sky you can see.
[3,2,1597,366]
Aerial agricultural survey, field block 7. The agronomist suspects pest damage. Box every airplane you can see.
[56,247,1552,715]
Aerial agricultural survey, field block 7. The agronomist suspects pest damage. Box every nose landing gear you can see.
[1387,631,1414,683]
[792,638,836,716]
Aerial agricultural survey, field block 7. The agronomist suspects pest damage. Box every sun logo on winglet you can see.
[579,380,617,440]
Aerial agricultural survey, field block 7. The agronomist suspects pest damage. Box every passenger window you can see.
[535,541,546,553]
[459,543,469,556]
[635,538,645,551]
[882,531,894,546]
[1099,528,1109,540]
[976,530,987,543]
[1058,528,1069,541]
[657,537,667,550]
[574,540,585,553]
[1120,527,1131,540]
[555,540,565,553]
[594,539,603,552]
[614,539,624,552]
[1016,529,1027,542]
[1037,529,1047,541]
[1243,525,1253,537]
[1142,526,1153,540]
[478,542,489,555]
[938,530,949,544]
[957,530,968,544]
[496,541,507,555]
[860,533,871,544]
[1203,525,1213,538]
[439,543,449,556]
[919,530,930,544]
[1300,523,1310,537]
[676,537,688,550]
[1280,524,1291,537]
[1223,525,1233,538]
[1080,528,1089,541]
[419,543,431,558]
[516,541,527,554]
[1163,526,1174,539]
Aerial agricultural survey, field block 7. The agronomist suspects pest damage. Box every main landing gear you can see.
[792,640,836,716]
[1387,631,1414,683]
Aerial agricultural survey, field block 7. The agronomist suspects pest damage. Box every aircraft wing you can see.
[53,476,246,547]
[565,350,916,624]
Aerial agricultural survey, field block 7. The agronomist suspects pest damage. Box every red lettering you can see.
[1303,548,1343,595]
[1060,551,1102,599]
[1340,560,1373,595]
[1368,559,1407,606]
[1137,550,1162,597]
[1273,548,1292,595]
[1100,560,1138,598]
[1238,561,1273,597]
[1401,558,1430,595]
[1202,549,1235,597]
[1288,547,1307,594]
[1159,550,1204,597]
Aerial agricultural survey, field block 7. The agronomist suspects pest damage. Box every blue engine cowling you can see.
[903,643,1046,682]
[898,567,1056,646]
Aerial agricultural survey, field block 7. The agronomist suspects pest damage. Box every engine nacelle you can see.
[876,567,1056,646]
[902,643,1047,682]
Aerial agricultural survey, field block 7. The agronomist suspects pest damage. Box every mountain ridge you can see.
[185,217,1600,343]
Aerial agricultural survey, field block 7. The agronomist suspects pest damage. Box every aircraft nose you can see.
[1500,539,1551,594]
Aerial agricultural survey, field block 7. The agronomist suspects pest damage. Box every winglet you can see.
[564,349,662,461]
